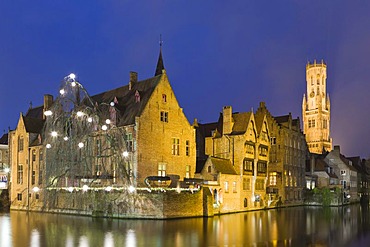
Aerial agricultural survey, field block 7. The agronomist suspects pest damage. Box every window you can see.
[244,198,248,207]
[158,163,166,177]
[17,193,22,201]
[96,139,102,156]
[257,162,267,174]
[269,172,277,186]
[185,165,190,178]
[207,166,212,173]
[243,178,251,190]
[32,150,36,162]
[18,136,24,152]
[270,137,276,145]
[160,111,168,122]
[243,159,254,174]
[95,163,102,175]
[162,94,167,103]
[185,140,190,156]
[224,181,229,193]
[126,133,133,151]
[341,180,347,189]
[17,164,23,184]
[323,119,328,129]
[172,138,179,155]
[245,144,254,154]
[255,179,265,191]
[32,171,36,185]
[312,119,315,128]
[232,181,237,193]
[259,146,268,157]
[340,170,346,176]
[35,194,40,200]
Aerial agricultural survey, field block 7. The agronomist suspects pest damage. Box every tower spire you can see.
[155,34,165,76]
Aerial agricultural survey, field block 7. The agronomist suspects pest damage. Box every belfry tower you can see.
[302,60,332,154]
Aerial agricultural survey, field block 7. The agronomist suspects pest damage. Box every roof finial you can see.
[159,34,163,47]
[155,34,165,76]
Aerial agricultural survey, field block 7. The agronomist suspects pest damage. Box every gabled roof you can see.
[0,133,8,145]
[196,158,207,173]
[274,115,290,124]
[210,156,237,175]
[91,75,162,126]
[231,112,252,135]
[22,116,45,134]
[197,122,218,138]
[25,105,44,119]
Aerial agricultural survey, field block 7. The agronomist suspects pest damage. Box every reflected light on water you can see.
[126,229,136,247]
[79,236,89,247]
[104,232,114,247]
[66,235,74,247]
[0,215,11,247]
[30,229,40,247]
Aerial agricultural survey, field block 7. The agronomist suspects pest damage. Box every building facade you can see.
[302,60,332,154]
[256,102,308,205]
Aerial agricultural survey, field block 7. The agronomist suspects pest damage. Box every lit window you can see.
[269,172,277,186]
[224,181,229,193]
[172,138,179,155]
[126,133,133,151]
[185,165,190,178]
[232,181,237,193]
[243,178,251,190]
[158,163,166,177]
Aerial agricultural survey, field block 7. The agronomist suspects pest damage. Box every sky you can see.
[0,1,369,158]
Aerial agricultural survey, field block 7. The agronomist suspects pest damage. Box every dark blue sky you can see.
[1,1,369,158]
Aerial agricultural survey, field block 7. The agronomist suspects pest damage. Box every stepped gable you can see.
[91,74,162,126]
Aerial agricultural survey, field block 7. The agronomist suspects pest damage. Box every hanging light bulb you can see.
[105,186,112,192]
[59,89,65,95]
[105,119,111,124]
[69,73,76,80]
[68,187,74,192]
[128,186,135,193]
[71,81,76,87]
[122,151,129,157]
[46,144,51,149]
[33,187,40,193]
[87,117,93,123]
[76,111,83,117]
[102,125,108,131]
[63,136,69,141]
[51,131,58,137]
[78,142,84,148]
[110,102,115,106]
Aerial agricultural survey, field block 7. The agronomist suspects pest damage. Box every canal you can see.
[1,204,370,247]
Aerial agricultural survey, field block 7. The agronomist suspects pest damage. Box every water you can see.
[1,204,370,247]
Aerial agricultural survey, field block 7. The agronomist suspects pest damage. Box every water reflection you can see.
[0,204,369,247]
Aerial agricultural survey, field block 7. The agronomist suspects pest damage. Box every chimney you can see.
[333,145,340,156]
[43,94,53,119]
[129,71,138,90]
[223,106,233,134]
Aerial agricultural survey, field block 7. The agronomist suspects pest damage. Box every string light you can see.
[105,119,111,124]
[78,142,84,148]
[59,89,65,95]
[46,144,51,149]
[102,125,108,131]
[122,151,129,157]
[63,136,69,141]
[76,111,83,117]
[82,185,89,192]
[110,102,115,106]
[105,186,112,192]
[51,131,58,137]
[87,117,93,123]
[44,110,52,116]
[69,73,76,80]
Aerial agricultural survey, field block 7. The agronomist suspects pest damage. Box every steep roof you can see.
[25,105,44,119]
[91,75,162,126]
[0,133,8,145]
[22,116,45,134]
[197,122,218,138]
[210,156,238,175]
[155,47,165,76]
[231,112,252,135]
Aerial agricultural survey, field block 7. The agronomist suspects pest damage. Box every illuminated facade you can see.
[302,60,332,154]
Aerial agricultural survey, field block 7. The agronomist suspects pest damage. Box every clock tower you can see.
[302,60,332,154]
